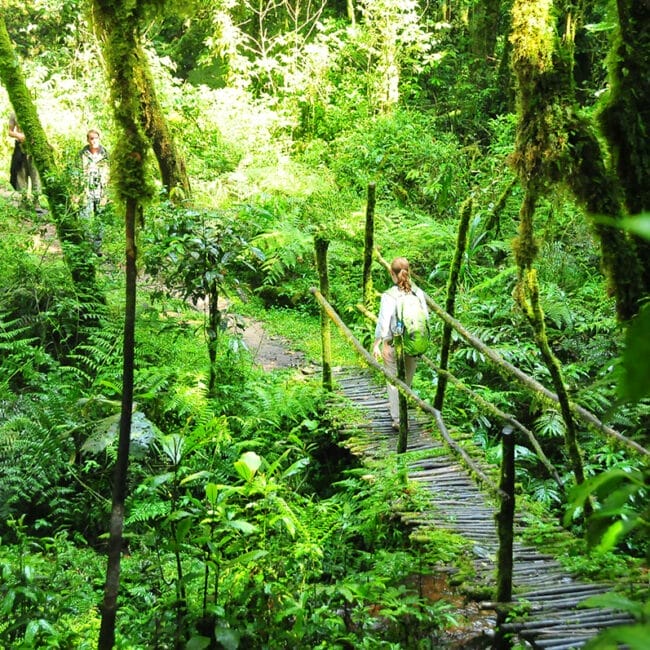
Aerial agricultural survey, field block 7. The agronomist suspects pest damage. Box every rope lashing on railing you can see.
[356,302,565,490]
[373,253,650,458]
[310,287,499,493]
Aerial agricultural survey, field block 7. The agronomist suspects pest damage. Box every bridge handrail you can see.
[373,255,649,458]
[356,302,565,488]
[310,287,500,493]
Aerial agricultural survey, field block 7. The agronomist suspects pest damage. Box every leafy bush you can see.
[0,518,102,648]
[326,109,472,214]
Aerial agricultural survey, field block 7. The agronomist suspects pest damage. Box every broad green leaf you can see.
[1,591,15,616]
[151,472,174,487]
[585,623,650,649]
[580,592,645,619]
[81,413,120,454]
[280,457,310,480]
[584,21,617,34]
[227,519,256,534]
[175,516,193,543]
[161,434,185,464]
[234,451,262,481]
[564,469,641,525]
[180,470,211,486]
[24,619,55,643]
[595,519,629,552]
[205,483,219,504]
[186,636,211,650]
[619,304,650,402]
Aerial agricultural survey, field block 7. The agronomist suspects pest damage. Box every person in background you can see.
[79,129,109,254]
[373,257,429,430]
[8,112,41,196]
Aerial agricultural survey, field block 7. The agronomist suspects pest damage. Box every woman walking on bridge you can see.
[373,257,429,430]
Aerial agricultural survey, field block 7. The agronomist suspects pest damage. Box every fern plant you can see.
[0,312,53,393]
[0,376,80,528]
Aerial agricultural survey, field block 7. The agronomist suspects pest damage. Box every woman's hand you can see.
[8,126,25,142]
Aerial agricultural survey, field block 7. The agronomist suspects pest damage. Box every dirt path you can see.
[238,317,308,372]
[20,212,309,373]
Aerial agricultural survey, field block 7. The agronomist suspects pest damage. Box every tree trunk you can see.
[314,235,333,391]
[90,9,190,201]
[133,43,191,200]
[510,0,644,321]
[92,2,152,646]
[468,0,500,59]
[434,197,471,410]
[347,0,355,25]
[362,183,376,311]
[98,198,137,650]
[0,17,100,298]
[207,283,220,397]
[494,427,515,650]
[516,269,589,508]
[599,0,650,293]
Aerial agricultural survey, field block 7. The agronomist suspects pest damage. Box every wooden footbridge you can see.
[332,368,636,649]
[306,237,647,648]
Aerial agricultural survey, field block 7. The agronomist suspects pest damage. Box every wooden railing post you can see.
[362,183,376,311]
[395,336,408,453]
[495,425,515,650]
[314,235,333,391]
[434,197,472,411]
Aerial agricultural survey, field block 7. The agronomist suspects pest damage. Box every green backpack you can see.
[394,290,430,356]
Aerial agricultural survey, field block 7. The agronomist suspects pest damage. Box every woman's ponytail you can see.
[391,257,412,293]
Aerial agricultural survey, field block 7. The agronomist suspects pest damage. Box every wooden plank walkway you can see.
[335,369,633,649]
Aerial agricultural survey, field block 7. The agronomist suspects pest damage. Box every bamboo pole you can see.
[374,252,649,457]
[423,357,564,488]
[311,288,498,491]
[516,269,589,513]
[314,236,333,391]
[395,336,409,453]
[496,427,515,605]
[435,197,472,410]
[485,177,517,235]
[362,183,376,311]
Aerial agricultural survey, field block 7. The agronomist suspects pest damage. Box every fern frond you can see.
[540,283,574,330]
[126,499,170,526]
[251,226,313,287]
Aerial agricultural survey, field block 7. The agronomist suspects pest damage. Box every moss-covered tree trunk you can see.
[516,268,589,506]
[468,0,501,58]
[0,17,99,298]
[90,9,190,200]
[509,0,589,494]
[510,0,644,321]
[133,43,191,200]
[434,197,472,411]
[599,0,650,292]
[362,183,376,311]
[91,1,152,647]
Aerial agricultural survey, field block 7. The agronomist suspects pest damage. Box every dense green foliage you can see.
[1,0,648,647]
